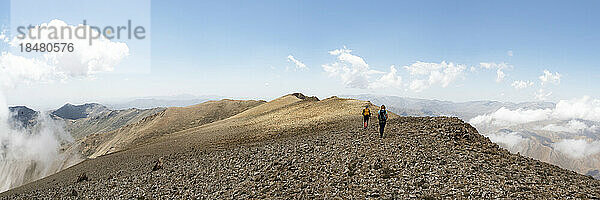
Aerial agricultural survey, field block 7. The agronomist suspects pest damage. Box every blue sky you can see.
[1,0,599,109]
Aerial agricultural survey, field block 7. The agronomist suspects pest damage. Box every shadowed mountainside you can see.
[7,106,38,129]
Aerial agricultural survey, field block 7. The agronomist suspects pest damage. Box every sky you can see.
[0,0,599,110]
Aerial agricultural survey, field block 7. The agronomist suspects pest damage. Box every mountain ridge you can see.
[2,93,599,198]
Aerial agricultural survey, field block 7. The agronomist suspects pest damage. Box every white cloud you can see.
[553,96,600,121]
[8,19,129,77]
[286,55,307,71]
[480,62,512,82]
[534,88,552,101]
[0,21,129,91]
[553,139,600,159]
[511,80,534,89]
[470,96,600,127]
[487,131,526,148]
[0,31,7,43]
[539,70,561,85]
[469,107,552,127]
[496,70,506,82]
[322,47,391,89]
[0,19,129,90]
[507,50,513,57]
[369,65,402,89]
[539,120,598,134]
[0,52,57,89]
[404,61,466,92]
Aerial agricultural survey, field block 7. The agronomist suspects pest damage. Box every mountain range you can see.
[0,93,600,199]
[104,94,223,110]
[2,93,599,198]
[343,94,555,120]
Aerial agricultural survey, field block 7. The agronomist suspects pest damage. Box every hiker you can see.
[378,105,388,138]
[362,105,371,128]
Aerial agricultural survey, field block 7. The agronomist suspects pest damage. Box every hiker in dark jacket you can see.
[378,105,388,138]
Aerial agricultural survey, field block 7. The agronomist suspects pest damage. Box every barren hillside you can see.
[80,99,265,158]
[1,94,598,199]
[64,107,166,140]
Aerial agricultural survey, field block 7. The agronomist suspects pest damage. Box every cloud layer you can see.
[470,96,600,127]
[470,96,600,158]
[553,139,600,159]
[487,131,527,148]
[539,120,598,134]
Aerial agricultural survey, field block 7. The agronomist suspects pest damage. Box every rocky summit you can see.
[1,94,599,199]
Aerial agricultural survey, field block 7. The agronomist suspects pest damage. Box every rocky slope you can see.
[1,94,598,199]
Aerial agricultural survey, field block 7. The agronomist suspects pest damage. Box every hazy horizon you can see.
[6,92,567,112]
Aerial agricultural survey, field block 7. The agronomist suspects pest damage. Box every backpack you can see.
[363,108,370,116]
[378,110,387,122]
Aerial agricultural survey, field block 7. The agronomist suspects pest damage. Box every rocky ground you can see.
[2,116,599,199]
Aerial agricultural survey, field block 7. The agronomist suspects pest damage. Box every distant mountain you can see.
[106,94,224,110]
[63,107,165,140]
[8,106,39,129]
[51,103,109,120]
[587,170,600,180]
[344,94,554,120]
[7,103,165,140]
[107,99,210,110]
